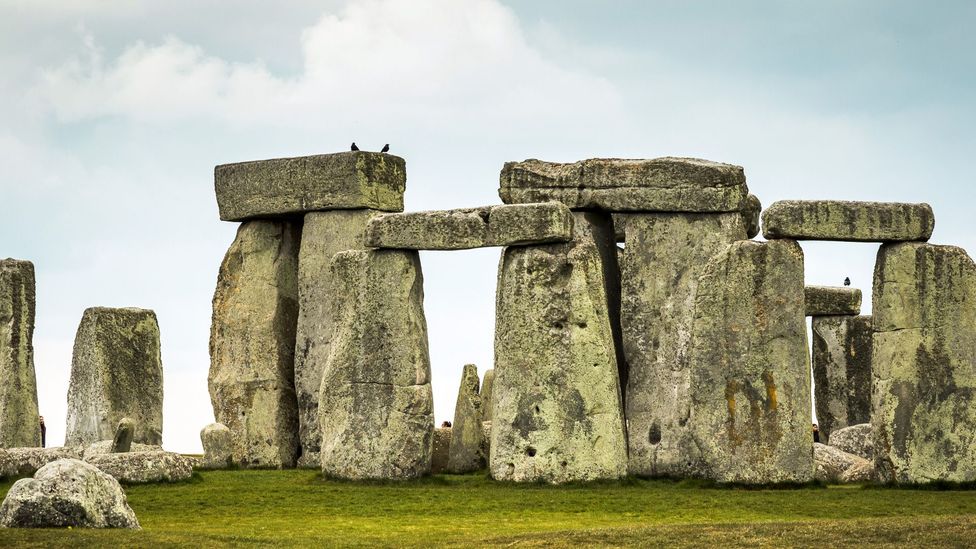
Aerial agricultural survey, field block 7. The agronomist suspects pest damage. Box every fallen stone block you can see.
[215,151,405,221]
[431,427,451,474]
[805,286,862,316]
[65,307,163,447]
[0,259,40,449]
[812,315,872,443]
[0,447,84,479]
[365,203,573,250]
[447,364,484,473]
[82,441,160,461]
[841,459,876,483]
[762,200,934,242]
[814,443,871,483]
[199,423,234,470]
[829,423,873,461]
[86,451,194,484]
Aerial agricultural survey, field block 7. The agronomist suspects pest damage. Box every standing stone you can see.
[480,369,495,423]
[0,259,40,448]
[688,239,813,483]
[491,212,627,483]
[812,315,872,443]
[872,242,976,483]
[294,209,377,468]
[319,250,433,480]
[65,307,163,447]
[200,423,234,470]
[447,364,484,473]
[430,427,451,474]
[110,418,135,454]
[209,220,301,468]
[617,213,747,477]
[762,200,935,242]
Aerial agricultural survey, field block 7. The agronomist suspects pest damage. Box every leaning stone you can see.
[480,369,495,423]
[617,212,747,477]
[805,286,862,316]
[65,307,163,447]
[872,242,976,483]
[215,151,406,221]
[82,441,160,462]
[829,423,873,461]
[318,250,433,480]
[500,157,748,212]
[365,203,573,250]
[86,451,193,484]
[447,364,484,473]
[209,220,301,468]
[0,447,84,479]
[491,212,628,483]
[812,315,872,442]
[688,239,813,483]
[0,259,40,448]
[431,427,451,474]
[110,418,136,454]
[199,423,234,470]
[294,209,378,468]
[762,200,934,242]
[0,458,139,528]
[814,443,870,483]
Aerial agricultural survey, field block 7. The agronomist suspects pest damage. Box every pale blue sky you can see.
[1,0,973,451]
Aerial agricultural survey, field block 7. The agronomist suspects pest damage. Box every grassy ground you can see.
[0,470,975,547]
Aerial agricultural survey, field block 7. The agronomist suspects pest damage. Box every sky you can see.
[1,0,974,453]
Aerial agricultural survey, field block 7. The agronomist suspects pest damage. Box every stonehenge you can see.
[761,200,935,242]
[447,364,484,473]
[804,286,862,317]
[0,259,40,448]
[811,314,872,443]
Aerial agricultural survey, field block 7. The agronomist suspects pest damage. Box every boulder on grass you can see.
[200,423,234,470]
[814,443,870,483]
[86,451,193,484]
[0,447,84,479]
[82,441,161,461]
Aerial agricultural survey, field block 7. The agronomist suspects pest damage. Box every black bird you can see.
[844,277,851,286]
[381,144,390,153]
[350,142,359,151]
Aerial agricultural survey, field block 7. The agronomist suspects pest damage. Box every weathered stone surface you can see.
[814,443,871,483]
[805,286,862,316]
[840,459,876,483]
[365,203,573,250]
[431,427,451,474]
[812,315,872,443]
[87,451,193,484]
[215,152,406,221]
[491,212,627,483]
[318,250,433,480]
[209,220,300,468]
[0,459,139,528]
[65,307,163,447]
[110,418,135,454]
[294,209,377,468]
[0,447,84,479]
[688,239,813,483]
[741,194,762,239]
[480,369,495,423]
[500,157,748,212]
[762,200,934,242]
[0,259,40,449]
[81,441,160,461]
[447,364,484,473]
[199,423,234,470]
[829,423,873,461]
[872,242,976,483]
[617,213,747,477]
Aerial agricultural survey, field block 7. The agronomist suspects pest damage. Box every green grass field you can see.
[1,470,975,547]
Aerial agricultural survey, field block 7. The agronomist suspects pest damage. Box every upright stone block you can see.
[0,260,40,449]
[688,240,813,483]
[110,418,135,454]
[200,423,234,470]
[805,286,862,316]
[294,209,377,468]
[480,369,495,423]
[872,242,976,483]
[209,221,301,468]
[491,212,627,483]
[812,315,872,443]
[762,200,934,242]
[447,364,484,473]
[65,308,163,446]
[319,250,433,480]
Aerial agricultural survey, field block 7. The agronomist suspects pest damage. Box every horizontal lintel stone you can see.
[805,286,862,316]
[762,200,934,242]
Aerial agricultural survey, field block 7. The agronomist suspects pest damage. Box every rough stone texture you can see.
[318,249,433,480]
[81,441,160,461]
[209,220,301,468]
[65,307,163,447]
[872,242,976,483]
[447,364,484,473]
[199,423,234,470]
[491,212,628,483]
[762,200,935,242]
[86,451,194,484]
[0,259,40,449]
[215,152,406,221]
[0,447,84,479]
[294,209,377,468]
[814,443,871,483]
[0,459,139,528]
[841,459,876,483]
[480,369,495,423]
[741,194,762,239]
[617,213,747,477]
[688,239,813,483]
[431,427,451,474]
[500,157,748,212]
[805,286,862,316]
[365,203,574,250]
[812,315,872,443]
[829,423,873,461]
[110,418,135,454]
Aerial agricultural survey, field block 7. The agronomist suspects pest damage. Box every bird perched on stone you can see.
[844,277,851,286]
[350,142,359,151]
[381,144,390,153]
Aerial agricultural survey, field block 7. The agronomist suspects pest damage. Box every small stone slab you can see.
[500,157,748,212]
[215,152,406,221]
[805,286,862,316]
[364,203,573,250]
[762,200,934,242]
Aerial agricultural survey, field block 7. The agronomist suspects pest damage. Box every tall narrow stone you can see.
[0,259,40,448]
[480,369,495,423]
[688,239,812,483]
[617,213,747,477]
[811,315,872,443]
[294,209,377,467]
[491,212,627,483]
[319,250,433,480]
[209,220,301,468]
[66,307,163,446]
[447,364,484,473]
[872,242,976,483]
